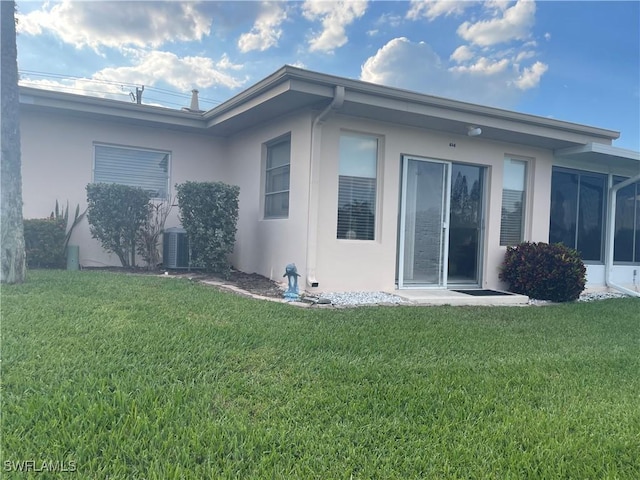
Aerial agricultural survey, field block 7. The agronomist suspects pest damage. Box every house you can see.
[19,65,640,296]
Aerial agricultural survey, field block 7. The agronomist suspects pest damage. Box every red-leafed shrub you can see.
[500,242,586,302]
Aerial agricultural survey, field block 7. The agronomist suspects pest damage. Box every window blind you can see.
[94,145,169,198]
[500,189,524,245]
[337,176,376,240]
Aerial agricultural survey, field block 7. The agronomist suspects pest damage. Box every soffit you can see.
[555,143,640,172]
[202,69,619,150]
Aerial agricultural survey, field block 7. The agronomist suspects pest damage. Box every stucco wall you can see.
[21,105,636,291]
[225,110,313,284]
[21,110,225,267]
[309,114,554,292]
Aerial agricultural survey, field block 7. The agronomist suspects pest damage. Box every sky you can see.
[14,0,640,151]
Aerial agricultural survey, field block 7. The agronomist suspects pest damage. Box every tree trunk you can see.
[1,0,26,284]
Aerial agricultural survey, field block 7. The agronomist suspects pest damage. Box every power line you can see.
[19,79,130,99]
[18,69,224,107]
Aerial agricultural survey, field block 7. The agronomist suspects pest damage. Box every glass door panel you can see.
[399,157,450,287]
[448,164,484,284]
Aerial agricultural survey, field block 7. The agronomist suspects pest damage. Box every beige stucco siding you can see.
[21,110,224,267]
[310,114,555,292]
[225,110,313,282]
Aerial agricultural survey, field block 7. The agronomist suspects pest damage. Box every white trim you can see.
[398,155,451,289]
[556,142,640,162]
[605,174,640,297]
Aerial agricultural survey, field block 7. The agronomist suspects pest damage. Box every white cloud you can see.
[406,0,470,21]
[513,60,548,89]
[216,54,243,71]
[457,0,536,46]
[450,57,510,75]
[361,37,546,108]
[450,45,475,63]
[361,37,446,87]
[20,50,247,103]
[375,12,403,28]
[17,1,211,51]
[96,51,246,92]
[237,2,287,53]
[515,50,536,62]
[302,0,368,52]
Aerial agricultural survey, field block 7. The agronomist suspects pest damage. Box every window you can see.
[337,133,378,240]
[264,137,290,218]
[94,144,169,198]
[613,177,640,263]
[549,168,606,262]
[500,158,527,246]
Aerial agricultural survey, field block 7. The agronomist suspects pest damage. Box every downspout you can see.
[305,85,345,288]
[605,173,640,297]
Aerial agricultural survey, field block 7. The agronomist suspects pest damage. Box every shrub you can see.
[24,218,66,269]
[86,183,150,267]
[500,241,586,302]
[176,181,239,277]
[137,198,173,270]
[23,201,86,269]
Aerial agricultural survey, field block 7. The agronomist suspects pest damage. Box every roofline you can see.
[19,86,205,129]
[556,142,640,162]
[215,65,619,141]
[19,65,622,142]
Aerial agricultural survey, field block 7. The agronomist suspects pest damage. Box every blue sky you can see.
[15,0,640,150]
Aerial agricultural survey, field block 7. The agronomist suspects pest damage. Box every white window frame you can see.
[337,132,380,241]
[500,157,528,246]
[93,143,170,199]
[263,135,291,219]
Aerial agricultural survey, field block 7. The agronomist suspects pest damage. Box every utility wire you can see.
[19,69,223,106]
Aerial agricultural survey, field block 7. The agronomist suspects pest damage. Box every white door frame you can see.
[398,155,452,289]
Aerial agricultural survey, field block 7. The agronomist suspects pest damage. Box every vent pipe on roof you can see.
[182,89,204,113]
[190,89,200,111]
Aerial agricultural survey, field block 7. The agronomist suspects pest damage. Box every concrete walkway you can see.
[394,289,529,306]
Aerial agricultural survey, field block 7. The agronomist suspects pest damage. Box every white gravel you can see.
[314,291,408,306]
[312,290,632,306]
[577,291,630,302]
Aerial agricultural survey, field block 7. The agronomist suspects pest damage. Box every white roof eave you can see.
[555,142,640,162]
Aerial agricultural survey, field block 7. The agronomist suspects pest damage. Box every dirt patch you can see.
[83,266,286,299]
[224,271,285,298]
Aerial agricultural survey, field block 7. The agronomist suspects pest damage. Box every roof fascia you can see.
[19,86,205,130]
[258,66,620,142]
[555,142,640,162]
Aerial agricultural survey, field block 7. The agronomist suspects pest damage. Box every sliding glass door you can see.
[448,163,484,284]
[399,156,484,288]
[399,157,450,287]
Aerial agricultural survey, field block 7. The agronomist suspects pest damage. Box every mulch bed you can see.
[82,266,285,299]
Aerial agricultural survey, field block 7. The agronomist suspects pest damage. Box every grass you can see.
[1,270,639,479]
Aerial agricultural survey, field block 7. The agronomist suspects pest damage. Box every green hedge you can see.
[176,181,239,277]
[86,183,150,267]
[24,218,66,269]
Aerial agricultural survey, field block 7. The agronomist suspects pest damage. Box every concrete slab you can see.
[392,289,529,306]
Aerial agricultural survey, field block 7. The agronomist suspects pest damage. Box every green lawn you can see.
[2,270,639,479]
